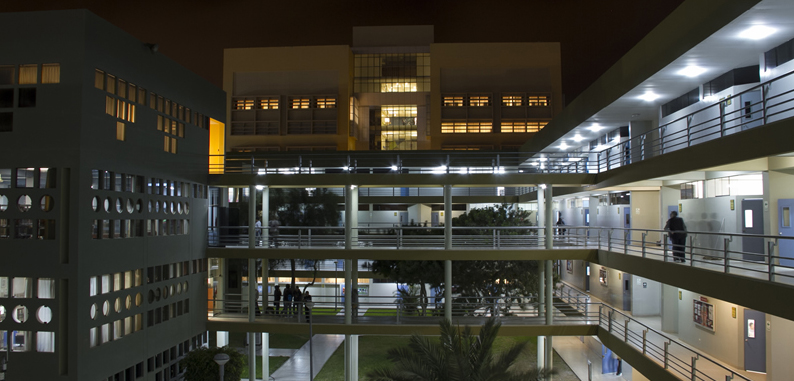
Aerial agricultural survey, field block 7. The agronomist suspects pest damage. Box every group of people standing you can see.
[272,284,313,322]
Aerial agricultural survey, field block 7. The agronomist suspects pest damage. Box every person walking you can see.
[255,217,262,246]
[556,216,566,235]
[292,287,302,318]
[665,210,688,263]
[268,214,280,248]
[284,285,293,316]
[273,285,282,314]
[303,290,313,323]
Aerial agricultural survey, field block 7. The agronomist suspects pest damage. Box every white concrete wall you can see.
[408,203,432,226]
[677,290,743,368]
[631,276,661,316]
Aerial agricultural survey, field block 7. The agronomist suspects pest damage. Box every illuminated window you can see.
[128,84,136,102]
[469,96,491,107]
[441,121,492,133]
[501,121,547,133]
[528,95,549,106]
[116,122,125,141]
[315,98,336,108]
[106,75,116,94]
[380,106,418,150]
[443,96,464,107]
[502,95,523,106]
[41,64,60,84]
[138,87,147,106]
[105,96,116,116]
[18,64,37,84]
[354,53,430,93]
[117,80,127,98]
[380,82,417,92]
[290,98,310,109]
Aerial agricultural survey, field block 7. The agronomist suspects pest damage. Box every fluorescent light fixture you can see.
[539,184,547,189]
[559,142,569,150]
[638,92,659,102]
[568,157,583,162]
[390,165,398,171]
[703,95,718,102]
[588,124,604,132]
[572,135,585,142]
[255,185,265,190]
[677,66,706,77]
[530,162,540,166]
[351,185,357,189]
[538,157,548,162]
[342,166,349,171]
[739,25,776,40]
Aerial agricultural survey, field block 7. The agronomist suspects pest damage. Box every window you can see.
[0,88,12,108]
[528,95,549,106]
[0,112,11,132]
[0,66,15,85]
[232,98,251,110]
[441,121,492,133]
[117,122,125,141]
[258,98,278,109]
[290,98,310,109]
[18,64,37,84]
[94,69,104,89]
[443,96,464,107]
[501,121,547,133]
[18,88,36,108]
[106,75,116,94]
[469,96,491,107]
[315,98,336,108]
[502,95,523,106]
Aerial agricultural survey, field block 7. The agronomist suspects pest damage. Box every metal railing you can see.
[599,305,750,381]
[210,225,794,287]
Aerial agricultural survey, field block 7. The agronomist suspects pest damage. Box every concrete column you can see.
[345,259,353,325]
[545,184,553,250]
[262,186,269,244]
[444,184,452,321]
[537,336,545,373]
[248,332,256,381]
[248,187,257,322]
[537,187,545,248]
[249,185,256,250]
[544,184,554,374]
[345,185,358,249]
[344,334,359,381]
[261,332,269,381]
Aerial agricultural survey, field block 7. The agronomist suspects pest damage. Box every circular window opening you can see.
[154,288,161,301]
[155,201,160,213]
[148,200,153,213]
[0,305,6,322]
[162,201,168,214]
[176,283,182,294]
[170,202,175,214]
[125,295,132,310]
[12,305,28,323]
[136,199,143,213]
[126,199,134,214]
[91,196,100,212]
[169,285,175,297]
[184,220,190,235]
[36,306,52,324]
[40,195,54,212]
[114,297,122,313]
[177,202,183,214]
[185,202,190,215]
[184,281,189,292]
[17,195,32,212]
[148,290,155,304]
[135,293,142,307]
[104,197,111,212]
[162,286,169,299]
[90,304,97,320]
[115,198,123,213]
[0,195,9,212]
[102,301,110,316]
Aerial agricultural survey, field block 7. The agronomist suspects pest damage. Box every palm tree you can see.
[366,318,551,381]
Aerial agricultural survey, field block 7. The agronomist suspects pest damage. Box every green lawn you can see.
[240,356,290,379]
[269,333,310,349]
[313,335,579,381]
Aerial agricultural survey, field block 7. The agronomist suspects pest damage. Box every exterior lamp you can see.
[213,353,230,381]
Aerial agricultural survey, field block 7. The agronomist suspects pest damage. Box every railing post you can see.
[663,234,669,262]
[642,232,647,258]
[642,329,648,355]
[624,319,629,342]
[396,300,401,324]
[724,237,731,273]
[768,240,777,282]
[608,310,613,333]
[664,341,670,369]
[397,228,401,250]
[624,230,629,254]
[691,356,698,381]
[689,235,694,266]
[308,228,312,247]
[608,229,612,252]
[719,100,726,137]
[298,230,302,249]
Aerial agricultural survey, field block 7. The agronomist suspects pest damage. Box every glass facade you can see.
[354,53,430,93]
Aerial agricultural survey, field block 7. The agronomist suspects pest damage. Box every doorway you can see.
[741,199,765,261]
[622,273,632,311]
[778,199,794,267]
[744,309,766,373]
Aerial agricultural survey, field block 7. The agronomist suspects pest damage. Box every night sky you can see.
[1,0,684,104]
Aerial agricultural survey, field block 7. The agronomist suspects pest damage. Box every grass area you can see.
[314,335,578,381]
[269,333,310,349]
[311,307,342,316]
[363,308,397,317]
[240,356,290,379]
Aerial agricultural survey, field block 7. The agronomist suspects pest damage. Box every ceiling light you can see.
[703,95,718,102]
[559,142,569,150]
[588,124,604,132]
[739,25,776,40]
[572,135,585,142]
[390,165,398,171]
[677,66,706,77]
[638,92,659,102]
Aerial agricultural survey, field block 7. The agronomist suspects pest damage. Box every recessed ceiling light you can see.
[677,66,706,77]
[572,135,585,142]
[588,124,604,132]
[739,25,776,40]
[559,142,569,150]
[638,92,659,102]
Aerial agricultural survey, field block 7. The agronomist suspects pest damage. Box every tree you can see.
[373,204,551,315]
[180,346,244,381]
[365,318,550,381]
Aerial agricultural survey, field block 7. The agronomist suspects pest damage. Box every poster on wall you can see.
[693,298,715,331]
[566,260,573,273]
[599,267,608,286]
[748,319,756,338]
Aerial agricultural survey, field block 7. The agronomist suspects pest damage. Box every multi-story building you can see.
[222,25,562,153]
[0,10,224,381]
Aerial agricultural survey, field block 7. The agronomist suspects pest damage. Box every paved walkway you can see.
[266,334,345,381]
